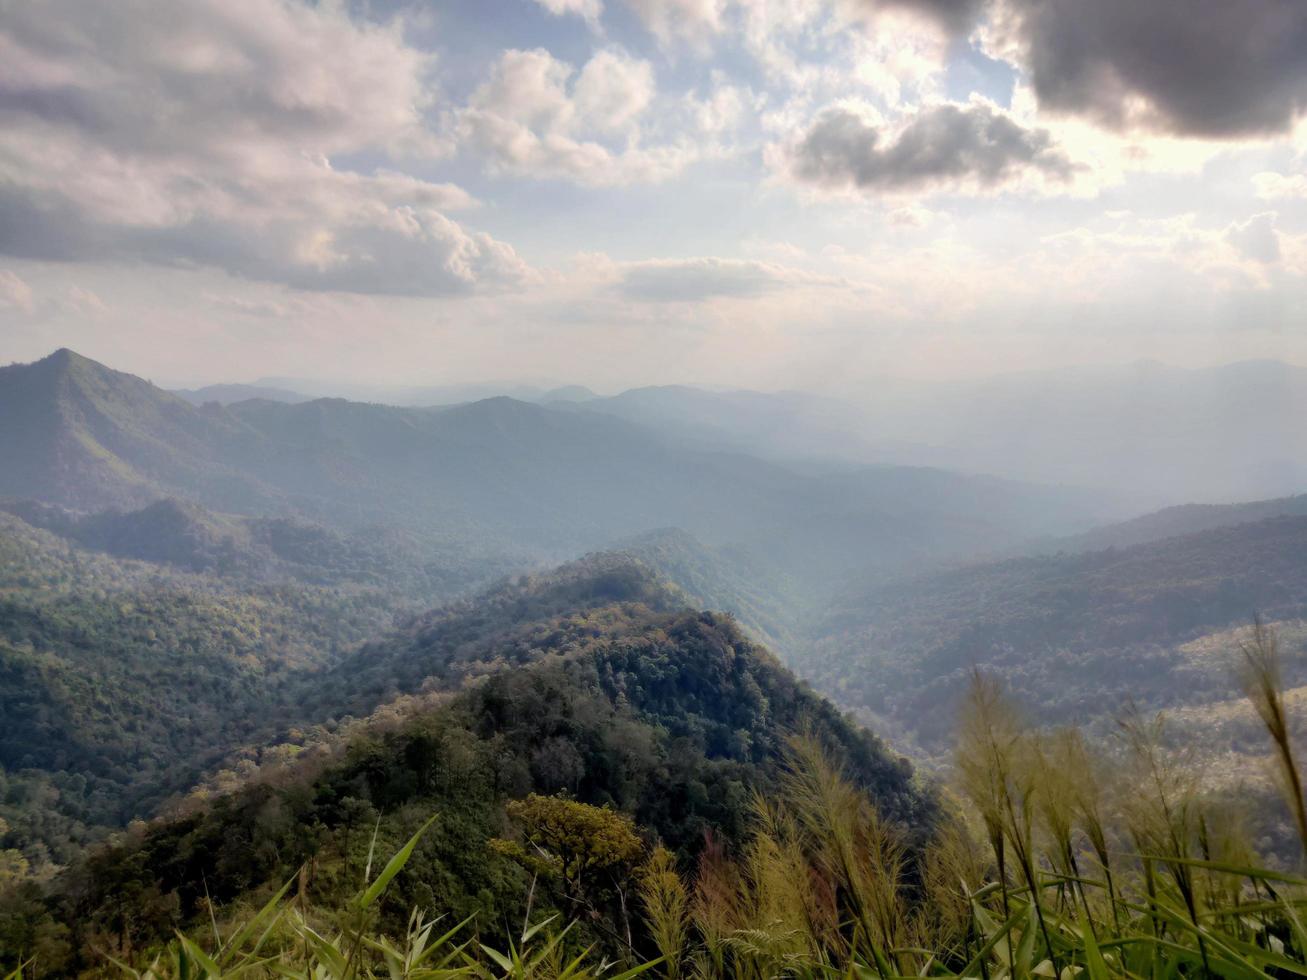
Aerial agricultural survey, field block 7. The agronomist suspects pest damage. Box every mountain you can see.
[840,360,1307,505]
[0,508,409,872]
[0,497,511,594]
[578,385,882,463]
[152,359,1307,510]
[611,527,805,650]
[1050,493,1307,553]
[579,363,1307,506]
[0,350,1120,586]
[796,515,1307,752]
[12,552,932,972]
[0,349,276,513]
[0,499,929,880]
[538,384,598,403]
[171,383,312,406]
[249,376,552,405]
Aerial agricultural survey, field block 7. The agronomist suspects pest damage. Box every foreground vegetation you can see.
[9,620,1307,979]
[0,560,927,975]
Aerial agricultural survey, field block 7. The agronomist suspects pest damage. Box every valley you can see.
[7,2,1307,971]
[3,349,1307,975]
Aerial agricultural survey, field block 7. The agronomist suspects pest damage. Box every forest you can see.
[7,623,1307,980]
[11,0,1307,965]
[5,352,1307,978]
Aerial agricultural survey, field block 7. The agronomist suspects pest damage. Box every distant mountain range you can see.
[799,513,1307,751]
[7,347,1307,971]
[841,360,1307,505]
[193,376,601,407]
[1049,492,1307,553]
[172,383,314,406]
[9,347,1307,768]
[0,349,1119,588]
[164,358,1307,505]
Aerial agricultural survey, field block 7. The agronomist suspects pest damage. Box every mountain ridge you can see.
[0,349,1120,585]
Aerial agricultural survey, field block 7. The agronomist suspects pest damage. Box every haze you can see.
[3,0,1307,392]
[14,3,1307,968]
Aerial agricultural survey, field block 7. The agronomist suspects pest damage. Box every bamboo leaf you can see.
[355,814,439,912]
[1078,914,1109,980]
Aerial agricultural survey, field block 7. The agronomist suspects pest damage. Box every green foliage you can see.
[16,609,1307,980]
[99,691,1307,980]
[802,514,1307,750]
[4,563,926,975]
[0,509,412,874]
[612,528,806,652]
[498,795,643,893]
[0,497,503,597]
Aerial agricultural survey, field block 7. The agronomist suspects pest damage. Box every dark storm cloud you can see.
[861,0,1307,139]
[1006,0,1307,138]
[789,103,1073,192]
[871,0,988,34]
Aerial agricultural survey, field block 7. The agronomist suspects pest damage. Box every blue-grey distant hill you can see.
[172,383,313,406]
[0,349,1119,588]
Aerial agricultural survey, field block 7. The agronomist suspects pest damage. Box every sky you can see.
[2,0,1307,390]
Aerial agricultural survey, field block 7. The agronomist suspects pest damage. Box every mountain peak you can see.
[37,346,96,375]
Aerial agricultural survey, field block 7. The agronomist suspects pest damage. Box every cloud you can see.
[1254,171,1307,199]
[988,0,1307,138]
[1226,212,1282,264]
[887,203,943,227]
[0,270,34,313]
[786,102,1074,193]
[0,0,531,295]
[613,257,836,301]
[203,291,321,318]
[623,0,727,47]
[457,47,691,185]
[64,285,107,315]
[533,0,604,24]
[863,0,988,34]
[685,73,749,137]
[573,50,657,132]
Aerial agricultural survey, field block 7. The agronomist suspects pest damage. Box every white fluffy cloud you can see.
[457,47,692,185]
[0,0,531,295]
[534,0,604,24]
[1227,212,1283,264]
[624,0,728,47]
[0,270,34,313]
[1254,171,1307,199]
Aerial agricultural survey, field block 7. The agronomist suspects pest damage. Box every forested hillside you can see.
[2,554,930,974]
[1050,492,1307,552]
[0,497,507,596]
[799,515,1307,750]
[609,527,806,649]
[0,509,420,873]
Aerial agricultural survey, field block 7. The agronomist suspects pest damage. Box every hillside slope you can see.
[0,509,416,871]
[20,555,931,972]
[0,497,511,596]
[0,350,1119,583]
[0,349,276,512]
[1051,493,1307,552]
[798,515,1307,750]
